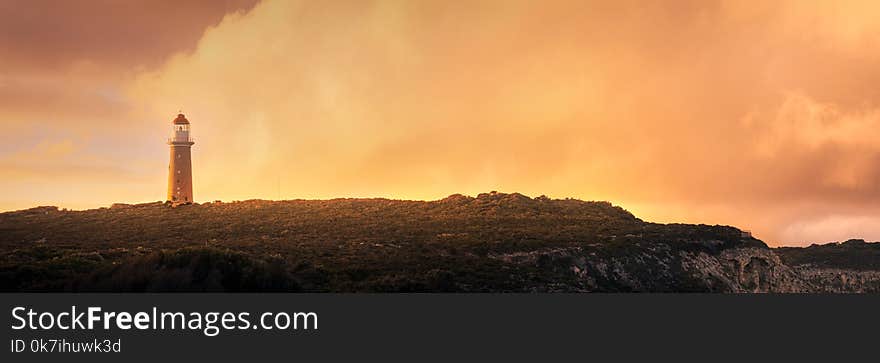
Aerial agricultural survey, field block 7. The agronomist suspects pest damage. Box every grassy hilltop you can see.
[0,192,876,292]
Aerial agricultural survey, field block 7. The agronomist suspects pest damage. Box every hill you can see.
[773,240,880,292]
[775,239,880,271]
[0,192,876,292]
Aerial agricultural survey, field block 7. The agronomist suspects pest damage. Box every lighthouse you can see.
[167,113,195,204]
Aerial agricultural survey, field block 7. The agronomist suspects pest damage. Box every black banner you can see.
[1,294,877,362]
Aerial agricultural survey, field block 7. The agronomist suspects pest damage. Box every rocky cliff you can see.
[493,244,880,292]
[0,192,877,292]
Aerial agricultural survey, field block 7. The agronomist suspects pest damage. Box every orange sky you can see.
[2,0,880,246]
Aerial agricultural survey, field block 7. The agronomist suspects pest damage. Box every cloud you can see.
[0,0,259,72]
[0,0,260,210]
[6,0,880,245]
[781,215,880,244]
[121,0,880,245]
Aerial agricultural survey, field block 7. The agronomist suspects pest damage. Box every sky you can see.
[2,0,880,246]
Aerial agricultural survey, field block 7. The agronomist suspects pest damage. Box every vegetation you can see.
[0,192,778,292]
[775,239,880,271]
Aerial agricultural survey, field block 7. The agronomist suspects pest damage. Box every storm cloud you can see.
[3,0,880,245]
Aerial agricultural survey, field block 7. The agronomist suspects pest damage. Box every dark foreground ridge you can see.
[1,192,877,292]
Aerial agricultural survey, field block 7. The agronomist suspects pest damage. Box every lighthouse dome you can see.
[173,113,190,125]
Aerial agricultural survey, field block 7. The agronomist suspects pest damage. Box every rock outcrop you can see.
[490,244,880,293]
[0,193,877,292]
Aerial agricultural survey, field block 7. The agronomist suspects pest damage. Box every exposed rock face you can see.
[715,248,810,293]
[491,245,879,293]
[793,268,880,293]
[1,193,878,292]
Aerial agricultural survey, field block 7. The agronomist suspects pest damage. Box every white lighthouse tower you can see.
[167,113,195,204]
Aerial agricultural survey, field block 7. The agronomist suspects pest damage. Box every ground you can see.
[0,192,876,292]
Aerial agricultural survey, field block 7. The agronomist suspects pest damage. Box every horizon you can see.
[3,0,880,246]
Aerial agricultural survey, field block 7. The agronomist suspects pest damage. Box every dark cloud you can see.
[4,0,880,245]
[0,0,259,71]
